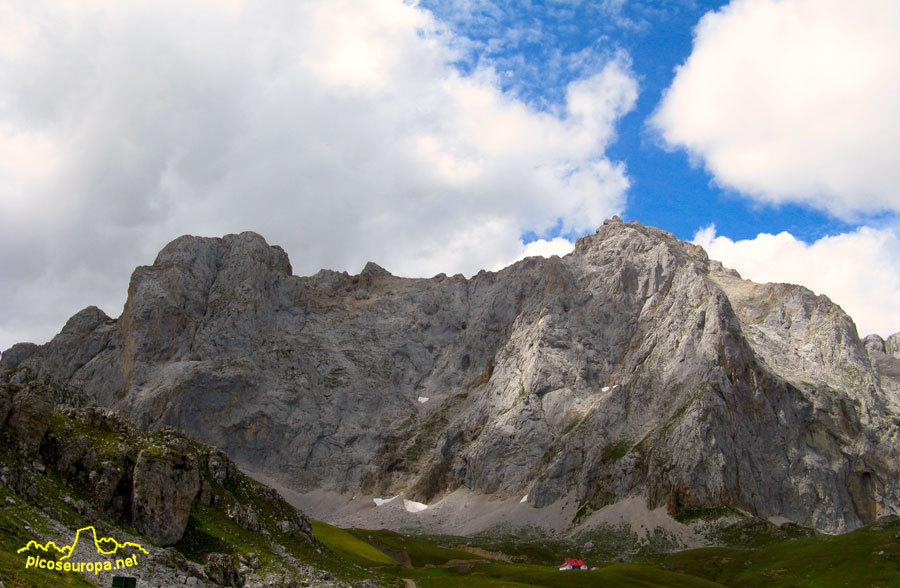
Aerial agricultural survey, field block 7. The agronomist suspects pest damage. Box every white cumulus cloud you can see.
[0,0,638,351]
[694,225,900,338]
[653,0,900,217]
[494,237,576,270]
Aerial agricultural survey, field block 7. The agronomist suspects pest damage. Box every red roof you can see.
[563,559,585,566]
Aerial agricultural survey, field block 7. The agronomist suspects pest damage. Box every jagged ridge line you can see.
[17,526,148,560]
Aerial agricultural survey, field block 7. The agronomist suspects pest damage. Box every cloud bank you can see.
[694,225,900,338]
[658,0,900,339]
[0,0,637,350]
[653,0,900,217]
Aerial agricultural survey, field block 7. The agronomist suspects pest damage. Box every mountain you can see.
[2,217,898,536]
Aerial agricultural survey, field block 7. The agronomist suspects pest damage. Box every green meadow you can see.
[312,516,900,588]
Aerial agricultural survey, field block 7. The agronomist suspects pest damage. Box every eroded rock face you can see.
[4,383,53,454]
[4,222,900,533]
[132,448,200,546]
[0,381,11,426]
[886,333,900,359]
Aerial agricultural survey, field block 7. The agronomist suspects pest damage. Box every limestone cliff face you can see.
[3,218,898,533]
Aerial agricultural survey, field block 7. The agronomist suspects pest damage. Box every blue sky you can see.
[419,0,900,338]
[421,0,862,243]
[1,0,899,350]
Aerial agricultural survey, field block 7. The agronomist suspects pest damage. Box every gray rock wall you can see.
[4,220,899,533]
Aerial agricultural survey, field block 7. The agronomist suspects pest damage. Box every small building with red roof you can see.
[559,558,587,571]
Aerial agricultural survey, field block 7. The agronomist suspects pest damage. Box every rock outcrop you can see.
[0,371,338,586]
[204,553,241,587]
[3,219,899,533]
[3,380,53,454]
[132,448,201,545]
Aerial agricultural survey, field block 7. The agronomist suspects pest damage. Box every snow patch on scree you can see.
[404,499,428,513]
[373,496,428,512]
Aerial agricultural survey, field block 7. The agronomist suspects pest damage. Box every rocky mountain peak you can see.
[3,219,899,535]
[361,261,392,278]
[575,216,709,267]
[152,231,292,276]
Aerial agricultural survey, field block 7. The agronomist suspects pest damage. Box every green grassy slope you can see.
[314,520,725,587]
[311,520,400,567]
[311,515,900,588]
[406,561,726,588]
[660,516,900,587]
[348,528,484,567]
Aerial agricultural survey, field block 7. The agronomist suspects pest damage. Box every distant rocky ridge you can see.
[3,218,899,535]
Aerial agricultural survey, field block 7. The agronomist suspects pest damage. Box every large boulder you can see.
[5,383,53,454]
[132,448,200,546]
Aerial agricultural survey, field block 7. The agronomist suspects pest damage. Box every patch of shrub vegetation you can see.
[672,506,740,524]
[601,439,632,465]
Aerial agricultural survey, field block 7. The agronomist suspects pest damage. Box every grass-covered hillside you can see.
[308,515,900,587]
[0,371,384,587]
